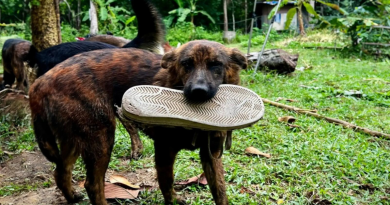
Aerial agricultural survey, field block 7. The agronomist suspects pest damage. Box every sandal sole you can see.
[120,85,264,131]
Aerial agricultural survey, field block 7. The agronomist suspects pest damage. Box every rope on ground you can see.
[261,98,390,140]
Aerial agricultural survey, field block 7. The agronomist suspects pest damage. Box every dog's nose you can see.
[189,84,210,101]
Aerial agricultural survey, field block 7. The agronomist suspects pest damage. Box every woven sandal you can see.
[120,85,264,131]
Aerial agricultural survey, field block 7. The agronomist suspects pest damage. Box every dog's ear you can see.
[229,48,247,70]
[224,48,247,85]
[161,51,177,69]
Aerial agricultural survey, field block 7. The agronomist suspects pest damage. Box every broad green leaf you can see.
[198,10,215,24]
[82,12,89,22]
[284,8,297,29]
[108,6,116,18]
[316,0,349,15]
[267,1,287,19]
[303,2,318,17]
[169,9,178,15]
[164,15,175,27]
[100,7,108,21]
[105,0,116,6]
[125,16,136,25]
[178,8,191,22]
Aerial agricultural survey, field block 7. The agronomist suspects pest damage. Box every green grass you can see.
[1,32,390,204]
[103,45,390,204]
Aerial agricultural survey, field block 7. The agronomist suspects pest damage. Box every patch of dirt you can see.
[0,187,72,205]
[0,151,52,186]
[0,153,160,204]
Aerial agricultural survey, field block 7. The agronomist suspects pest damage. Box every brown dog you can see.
[1,39,32,92]
[29,40,247,204]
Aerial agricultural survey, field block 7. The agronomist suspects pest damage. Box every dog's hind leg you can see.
[199,132,228,205]
[81,127,115,205]
[118,118,143,159]
[55,140,83,203]
[154,139,185,205]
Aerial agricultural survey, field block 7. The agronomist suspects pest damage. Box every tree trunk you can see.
[76,0,81,30]
[231,0,235,31]
[297,6,306,36]
[244,0,247,33]
[247,49,299,74]
[31,0,62,51]
[89,0,99,35]
[223,0,228,32]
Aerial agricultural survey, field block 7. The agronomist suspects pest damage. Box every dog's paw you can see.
[67,192,84,203]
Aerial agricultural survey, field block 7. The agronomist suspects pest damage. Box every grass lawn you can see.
[1,37,390,204]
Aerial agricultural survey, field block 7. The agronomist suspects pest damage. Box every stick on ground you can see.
[262,98,390,140]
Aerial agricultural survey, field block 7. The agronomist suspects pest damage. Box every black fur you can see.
[122,0,166,53]
[29,41,117,77]
[28,0,165,78]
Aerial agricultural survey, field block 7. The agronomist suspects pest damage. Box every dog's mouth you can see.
[184,84,218,103]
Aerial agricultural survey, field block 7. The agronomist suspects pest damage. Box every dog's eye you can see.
[208,61,223,67]
[181,59,194,72]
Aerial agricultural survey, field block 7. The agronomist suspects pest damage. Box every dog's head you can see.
[161,40,247,103]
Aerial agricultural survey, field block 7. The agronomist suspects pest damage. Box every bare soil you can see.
[0,152,159,205]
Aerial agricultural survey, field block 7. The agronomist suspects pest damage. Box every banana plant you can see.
[166,0,215,27]
[268,0,348,36]
[82,0,135,33]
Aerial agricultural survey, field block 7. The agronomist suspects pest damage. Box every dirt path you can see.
[0,152,159,205]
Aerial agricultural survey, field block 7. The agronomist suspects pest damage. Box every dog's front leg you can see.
[200,132,228,205]
[154,140,185,205]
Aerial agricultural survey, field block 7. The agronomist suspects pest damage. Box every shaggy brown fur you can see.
[29,40,247,205]
[1,39,32,92]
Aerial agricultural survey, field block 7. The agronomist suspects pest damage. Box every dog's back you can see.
[84,35,130,47]
[29,48,162,161]
[30,41,117,77]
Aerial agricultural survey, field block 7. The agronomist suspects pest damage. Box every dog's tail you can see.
[122,0,166,54]
[30,94,61,163]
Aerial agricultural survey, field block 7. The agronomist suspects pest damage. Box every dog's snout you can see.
[191,84,209,97]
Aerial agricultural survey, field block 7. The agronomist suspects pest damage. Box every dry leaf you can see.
[175,173,208,186]
[109,175,140,189]
[239,187,255,195]
[287,124,301,128]
[278,116,296,124]
[104,182,139,199]
[3,151,14,156]
[78,180,85,188]
[244,147,271,158]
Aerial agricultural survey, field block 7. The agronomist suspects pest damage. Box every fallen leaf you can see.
[104,182,139,199]
[244,147,271,158]
[175,173,208,186]
[287,124,301,128]
[3,151,14,155]
[344,90,364,98]
[109,175,140,189]
[239,186,255,195]
[78,180,85,188]
[278,116,296,124]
